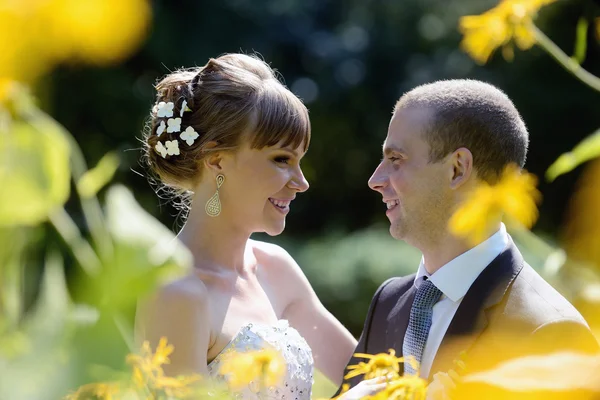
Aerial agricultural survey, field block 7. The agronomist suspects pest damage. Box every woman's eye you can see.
[274,156,290,164]
[388,156,400,162]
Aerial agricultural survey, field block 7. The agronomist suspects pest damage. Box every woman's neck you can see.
[177,200,252,273]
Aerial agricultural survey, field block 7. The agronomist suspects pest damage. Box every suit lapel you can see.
[429,238,525,379]
[387,284,416,375]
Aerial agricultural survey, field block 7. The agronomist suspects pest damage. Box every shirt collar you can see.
[414,224,509,302]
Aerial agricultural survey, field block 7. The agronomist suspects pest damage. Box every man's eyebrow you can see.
[383,145,405,156]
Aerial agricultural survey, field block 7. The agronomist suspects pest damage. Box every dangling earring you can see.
[205,174,225,217]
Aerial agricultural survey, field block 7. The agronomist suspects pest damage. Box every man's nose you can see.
[368,163,388,192]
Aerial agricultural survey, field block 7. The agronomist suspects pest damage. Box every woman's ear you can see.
[449,147,473,189]
[202,141,223,174]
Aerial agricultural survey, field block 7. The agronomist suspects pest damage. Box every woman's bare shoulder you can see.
[136,274,211,342]
[142,273,210,314]
[250,240,294,267]
[249,239,307,283]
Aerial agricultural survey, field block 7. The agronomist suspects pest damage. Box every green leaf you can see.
[73,184,191,314]
[77,152,120,199]
[105,184,193,270]
[546,127,600,182]
[571,17,589,65]
[0,228,28,329]
[0,250,77,400]
[23,249,71,339]
[0,110,71,226]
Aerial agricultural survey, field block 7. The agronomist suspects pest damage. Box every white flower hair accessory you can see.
[156,120,166,136]
[155,140,181,159]
[155,142,168,158]
[180,126,199,146]
[167,117,182,133]
[152,98,196,158]
[165,140,180,156]
[156,101,174,118]
[180,100,192,117]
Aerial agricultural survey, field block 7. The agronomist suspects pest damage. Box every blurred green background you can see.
[45,0,600,334]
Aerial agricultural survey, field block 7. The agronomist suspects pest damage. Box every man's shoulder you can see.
[374,274,416,303]
[481,262,599,357]
[503,262,588,328]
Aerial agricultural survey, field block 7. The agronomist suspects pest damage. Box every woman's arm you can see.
[135,278,212,376]
[256,242,357,386]
[284,287,358,386]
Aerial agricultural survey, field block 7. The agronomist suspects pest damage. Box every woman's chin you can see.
[263,221,286,237]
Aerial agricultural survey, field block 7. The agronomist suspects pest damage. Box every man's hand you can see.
[426,370,461,400]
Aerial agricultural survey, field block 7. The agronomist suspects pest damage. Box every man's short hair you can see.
[395,79,529,183]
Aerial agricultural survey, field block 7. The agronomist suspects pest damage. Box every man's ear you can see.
[202,141,223,174]
[449,147,473,189]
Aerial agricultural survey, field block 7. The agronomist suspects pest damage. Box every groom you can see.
[342,79,599,389]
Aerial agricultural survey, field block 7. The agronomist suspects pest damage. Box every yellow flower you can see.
[449,164,541,245]
[0,79,11,103]
[126,337,174,386]
[459,0,557,64]
[132,364,145,389]
[364,376,428,400]
[68,338,202,399]
[49,0,152,66]
[0,0,150,84]
[64,382,120,400]
[452,352,600,398]
[218,348,286,390]
[154,375,203,398]
[345,349,415,381]
[152,336,175,366]
[563,158,600,270]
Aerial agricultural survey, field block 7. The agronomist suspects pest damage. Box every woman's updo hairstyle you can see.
[143,53,311,192]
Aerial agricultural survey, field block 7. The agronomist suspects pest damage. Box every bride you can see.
[136,53,383,399]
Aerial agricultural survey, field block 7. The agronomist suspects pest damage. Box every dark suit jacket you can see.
[341,238,599,390]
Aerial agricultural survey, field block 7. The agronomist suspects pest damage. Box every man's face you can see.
[368,107,455,247]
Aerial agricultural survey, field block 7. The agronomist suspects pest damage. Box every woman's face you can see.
[216,140,309,236]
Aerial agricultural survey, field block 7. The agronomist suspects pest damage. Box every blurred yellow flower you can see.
[154,375,203,398]
[345,349,413,381]
[364,376,427,400]
[0,79,11,103]
[0,0,150,84]
[219,348,286,390]
[126,337,174,384]
[563,158,600,270]
[452,352,600,399]
[50,0,151,65]
[64,382,120,400]
[68,338,202,399]
[449,164,541,245]
[459,0,557,64]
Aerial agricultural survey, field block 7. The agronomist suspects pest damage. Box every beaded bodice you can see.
[207,320,314,399]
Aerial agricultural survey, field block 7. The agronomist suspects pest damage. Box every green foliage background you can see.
[46,0,599,334]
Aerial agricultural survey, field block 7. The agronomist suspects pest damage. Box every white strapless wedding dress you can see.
[207,319,314,400]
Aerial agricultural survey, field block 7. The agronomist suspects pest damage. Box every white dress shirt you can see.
[414,224,509,379]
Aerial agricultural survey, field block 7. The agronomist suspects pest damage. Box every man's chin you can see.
[389,222,407,241]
